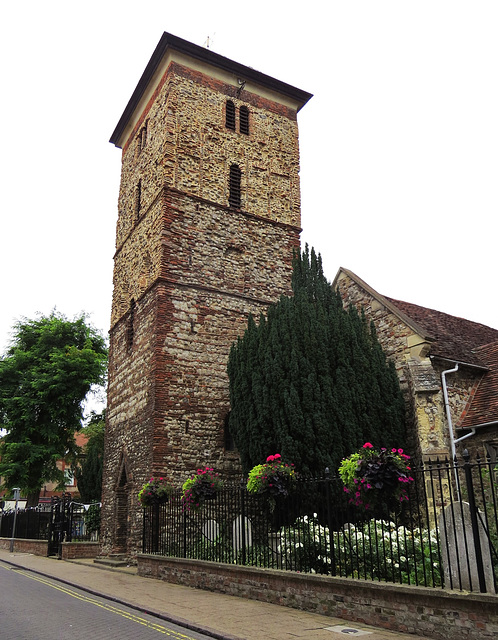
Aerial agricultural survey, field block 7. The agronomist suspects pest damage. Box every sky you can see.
[1,1,497,356]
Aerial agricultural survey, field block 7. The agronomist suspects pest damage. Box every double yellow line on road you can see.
[0,562,198,638]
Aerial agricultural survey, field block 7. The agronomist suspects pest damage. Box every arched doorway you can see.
[113,457,130,554]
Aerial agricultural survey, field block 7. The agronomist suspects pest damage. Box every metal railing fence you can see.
[0,498,101,551]
[143,453,498,593]
[0,507,51,540]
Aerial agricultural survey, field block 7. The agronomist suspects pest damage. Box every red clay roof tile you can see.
[385,297,498,367]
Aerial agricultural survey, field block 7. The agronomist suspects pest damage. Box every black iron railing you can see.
[0,507,51,540]
[0,498,101,554]
[143,453,498,593]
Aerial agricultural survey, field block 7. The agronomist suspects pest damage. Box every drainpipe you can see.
[441,363,459,460]
[441,363,477,500]
[441,363,477,459]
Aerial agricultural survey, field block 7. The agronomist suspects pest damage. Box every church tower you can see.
[101,33,312,555]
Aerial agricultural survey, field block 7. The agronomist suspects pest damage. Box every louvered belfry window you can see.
[239,106,249,135]
[226,100,236,130]
[228,164,241,208]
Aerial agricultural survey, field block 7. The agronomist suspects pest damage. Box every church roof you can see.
[459,340,498,429]
[384,297,498,368]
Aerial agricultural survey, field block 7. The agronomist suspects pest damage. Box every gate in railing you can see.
[47,494,72,556]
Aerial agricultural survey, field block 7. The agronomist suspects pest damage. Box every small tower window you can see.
[141,121,148,149]
[228,164,241,208]
[225,100,236,130]
[134,180,142,221]
[127,299,136,349]
[239,106,249,135]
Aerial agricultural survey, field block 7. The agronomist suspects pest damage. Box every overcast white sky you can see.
[1,1,497,355]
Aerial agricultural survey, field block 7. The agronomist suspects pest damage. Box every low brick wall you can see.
[138,555,498,640]
[0,537,49,556]
[61,542,100,560]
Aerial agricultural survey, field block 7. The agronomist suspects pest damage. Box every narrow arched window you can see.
[141,121,148,149]
[228,164,241,208]
[225,100,236,130]
[127,299,135,349]
[239,106,249,135]
[134,180,141,221]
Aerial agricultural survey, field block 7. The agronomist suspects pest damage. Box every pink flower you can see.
[266,455,275,462]
[274,454,281,459]
[363,442,373,449]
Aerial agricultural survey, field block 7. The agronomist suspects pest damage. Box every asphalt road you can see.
[0,560,213,640]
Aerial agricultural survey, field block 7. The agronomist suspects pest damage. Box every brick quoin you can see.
[100,32,311,556]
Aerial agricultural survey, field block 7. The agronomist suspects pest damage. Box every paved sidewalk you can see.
[0,549,435,640]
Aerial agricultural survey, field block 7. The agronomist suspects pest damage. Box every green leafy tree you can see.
[227,246,406,475]
[0,312,107,506]
[74,410,105,503]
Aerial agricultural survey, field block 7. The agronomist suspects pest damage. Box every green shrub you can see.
[278,514,442,587]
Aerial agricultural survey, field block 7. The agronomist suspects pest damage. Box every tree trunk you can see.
[26,490,40,508]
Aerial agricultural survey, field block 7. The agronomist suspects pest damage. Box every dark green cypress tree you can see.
[227,246,406,475]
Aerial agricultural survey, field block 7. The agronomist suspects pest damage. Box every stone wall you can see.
[138,555,498,640]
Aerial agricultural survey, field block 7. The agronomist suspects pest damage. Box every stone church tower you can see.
[100,33,312,555]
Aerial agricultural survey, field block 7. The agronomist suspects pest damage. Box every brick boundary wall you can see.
[0,538,99,560]
[138,555,498,640]
[0,538,49,556]
[61,542,100,560]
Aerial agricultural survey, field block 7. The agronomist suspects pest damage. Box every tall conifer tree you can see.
[227,246,406,475]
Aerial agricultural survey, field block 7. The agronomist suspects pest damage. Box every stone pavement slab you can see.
[0,549,435,640]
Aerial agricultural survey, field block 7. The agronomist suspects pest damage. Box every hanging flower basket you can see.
[247,454,296,498]
[339,443,414,511]
[138,477,173,507]
[181,467,223,512]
